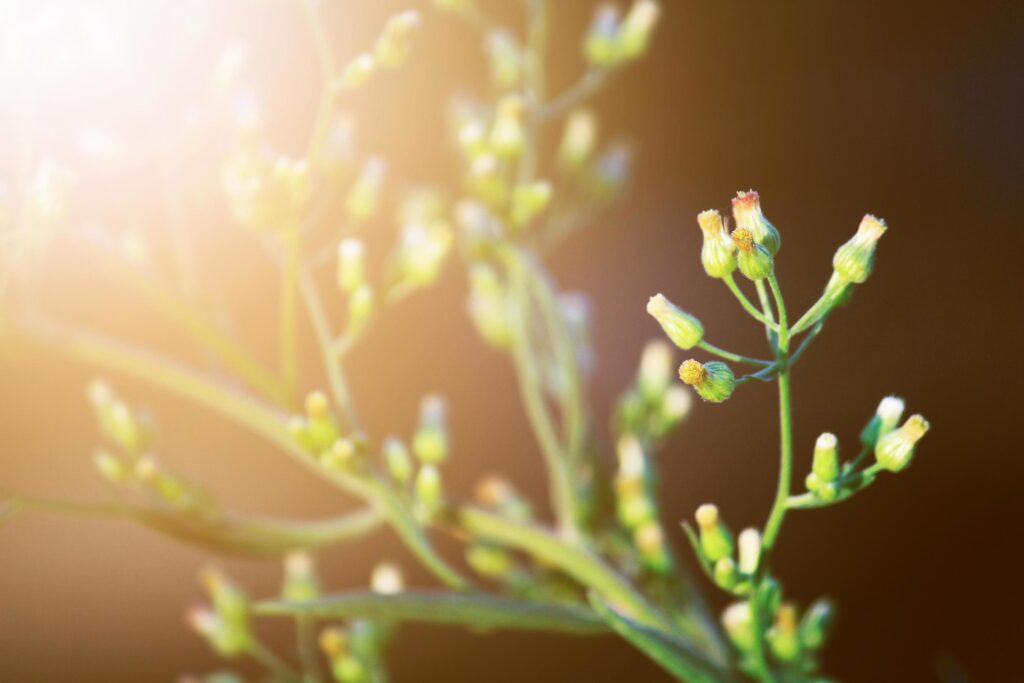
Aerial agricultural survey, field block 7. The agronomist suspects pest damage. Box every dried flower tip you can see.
[475,476,512,507]
[730,227,773,281]
[618,0,661,60]
[768,602,801,661]
[833,214,887,284]
[731,190,781,256]
[875,414,929,472]
[737,527,762,575]
[697,209,738,279]
[647,294,704,350]
[680,360,735,403]
[558,109,598,171]
[371,562,404,595]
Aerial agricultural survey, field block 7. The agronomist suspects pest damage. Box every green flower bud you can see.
[467,264,511,349]
[415,463,442,509]
[646,294,703,350]
[767,603,801,662]
[490,95,524,158]
[721,601,755,653]
[94,450,129,483]
[697,209,737,279]
[714,557,739,591]
[485,30,523,90]
[510,180,553,227]
[466,154,508,206]
[737,527,762,575]
[412,395,448,464]
[875,414,929,472]
[346,284,374,338]
[695,503,734,562]
[812,432,840,483]
[392,220,453,290]
[635,521,671,572]
[731,228,774,281]
[283,552,320,602]
[370,562,404,595]
[383,437,413,483]
[618,492,656,529]
[860,395,905,447]
[467,543,514,577]
[558,109,597,172]
[198,569,252,654]
[617,1,661,61]
[799,599,834,650]
[339,53,376,90]
[374,10,421,68]
[833,214,887,284]
[346,157,386,223]
[583,5,621,66]
[679,359,735,403]
[336,239,365,295]
[731,190,781,256]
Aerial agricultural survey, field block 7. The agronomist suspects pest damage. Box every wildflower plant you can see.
[0,1,930,682]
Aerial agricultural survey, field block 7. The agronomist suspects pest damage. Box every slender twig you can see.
[538,67,614,122]
[722,274,778,331]
[697,340,772,367]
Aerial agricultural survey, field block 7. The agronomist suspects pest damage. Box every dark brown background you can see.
[1,1,1022,681]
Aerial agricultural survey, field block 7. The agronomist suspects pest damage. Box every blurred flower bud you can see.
[511,180,553,228]
[722,601,755,653]
[860,395,905,447]
[415,463,443,511]
[617,1,661,61]
[94,450,129,484]
[467,264,511,349]
[339,53,376,90]
[475,476,533,521]
[660,385,693,425]
[588,143,631,198]
[799,599,834,650]
[634,521,670,572]
[695,503,734,562]
[412,395,448,464]
[304,391,339,453]
[346,284,375,338]
[767,603,800,662]
[646,294,703,350]
[383,437,413,483]
[465,154,508,206]
[490,95,525,158]
[638,340,674,397]
[392,220,453,291]
[432,0,469,12]
[714,557,740,591]
[558,109,597,172]
[730,228,773,281]
[679,360,735,403]
[833,214,887,284]
[375,10,421,68]
[337,239,366,295]
[875,414,929,472]
[731,190,780,256]
[346,157,386,223]
[737,527,762,575]
[283,552,320,602]
[486,30,523,90]
[371,562,404,594]
[467,543,514,578]
[583,5,621,66]
[457,120,489,158]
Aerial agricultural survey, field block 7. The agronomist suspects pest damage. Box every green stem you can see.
[304,0,339,164]
[722,274,778,331]
[539,67,614,122]
[754,279,778,351]
[251,641,301,683]
[299,268,358,430]
[281,224,302,402]
[697,340,771,367]
[295,615,324,682]
[761,274,791,552]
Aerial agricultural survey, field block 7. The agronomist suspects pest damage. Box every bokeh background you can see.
[1,1,1022,681]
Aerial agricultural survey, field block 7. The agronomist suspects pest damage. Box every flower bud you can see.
[731,190,780,256]
[833,214,887,284]
[467,543,514,577]
[558,109,597,172]
[321,437,357,471]
[767,603,800,662]
[730,228,773,281]
[637,340,674,397]
[510,180,553,227]
[346,157,386,223]
[466,154,508,206]
[319,626,348,660]
[679,360,735,403]
[415,463,443,510]
[697,209,737,279]
[799,599,834,650]
[94,450,129,483]
[490,95,524,158]
[722,601,755,653]
[875,414,929,472]
[812,432,839,483]
[467,264,511,349]
[392,220,453,290]
[486,30,523,90]
[374,10,421,68]
[860,395,905,447]
[660,386,693,425]
[634,521,670,572]
[383,437,413,483]
[283,552,320,602]
[339,53,376,90]
[412,395,448,464]
[646,294,703,350]
[336,239,366,295]
[198,569,252,654]
[583,5,621,66]
[371,562,404,595]
[714,557,739,591]
[617,1,661,61]
[346,284,374,337]
[304,391,338,452]
[737,527,761,575]
[588,144,632,198]
[695,503,734,562]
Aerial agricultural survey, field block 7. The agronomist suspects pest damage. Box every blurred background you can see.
[1,0,1022,680]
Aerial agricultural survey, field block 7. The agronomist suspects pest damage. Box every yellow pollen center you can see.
[731,228,755,252]
[679,359,707,386]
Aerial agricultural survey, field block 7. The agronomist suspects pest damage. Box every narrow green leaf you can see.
[589,593,732,683]
[258,590,609,635]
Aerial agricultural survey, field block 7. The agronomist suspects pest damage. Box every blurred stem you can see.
[295,615,324,682]
[251,641,301,683]
[281,224,302,404]
[304,0,339,163]
[299,268,358,430]
[519,0,548,185]
[539,67,613,122]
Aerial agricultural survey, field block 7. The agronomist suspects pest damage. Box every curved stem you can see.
[280,225,301,404]
[697,340,771,367]
[722,274,778,331]
[761,274,791,552]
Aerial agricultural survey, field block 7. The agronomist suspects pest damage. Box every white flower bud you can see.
[617,1,661,61]
[875,414,929,472]
[737,527,762,575]
[833,214,887,284]
[371,562,404,595]
[558,109,597,172]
